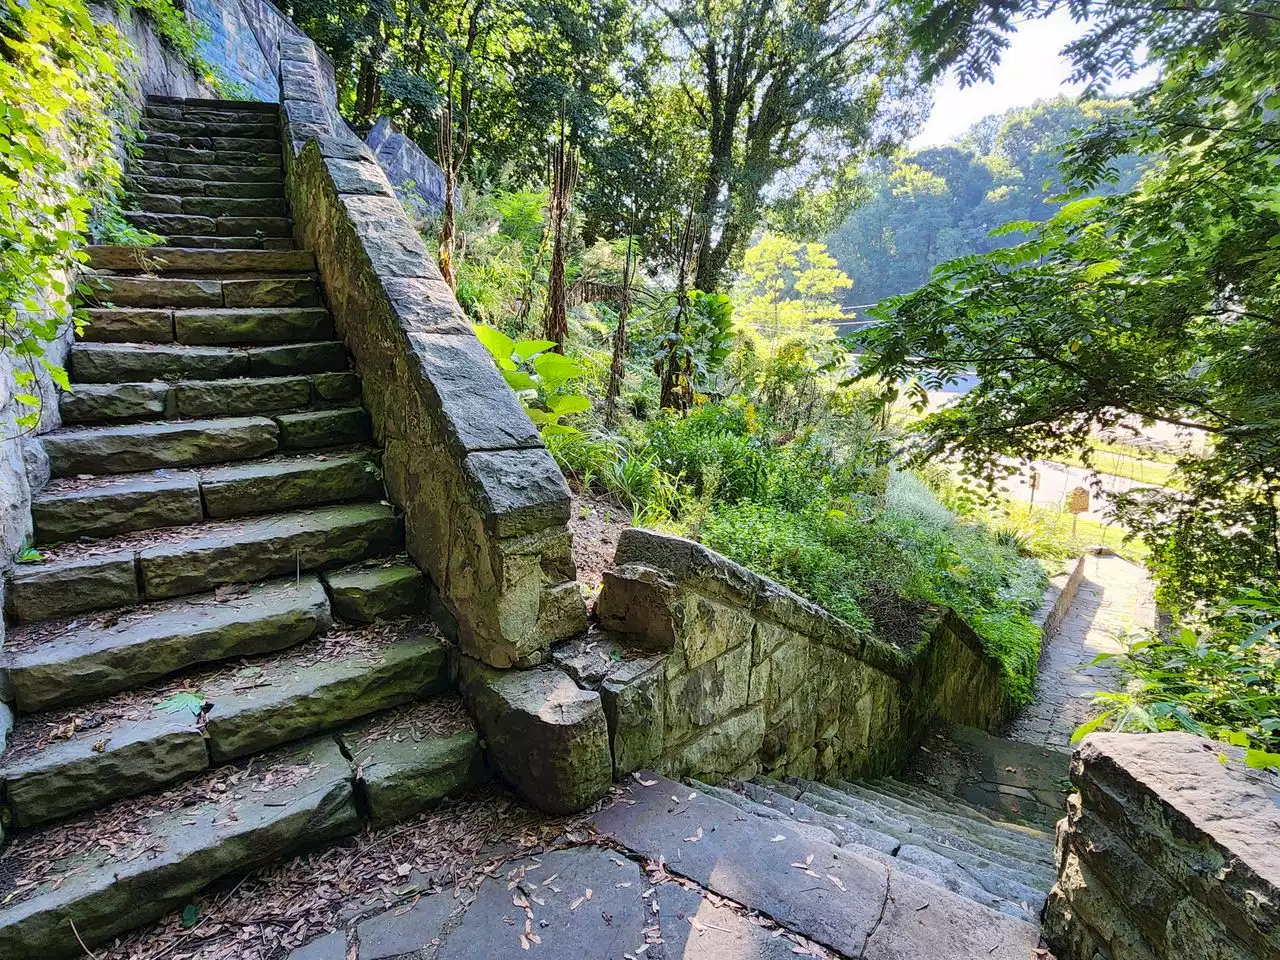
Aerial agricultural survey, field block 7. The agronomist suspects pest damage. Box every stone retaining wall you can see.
[1044,732,1280,960]
[270,37,586,668]
[584,529,1016,782]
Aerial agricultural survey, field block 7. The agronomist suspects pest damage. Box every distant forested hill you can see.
[826,97,1143,305]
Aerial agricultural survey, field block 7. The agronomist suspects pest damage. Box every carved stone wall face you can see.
[588,528,1015,782]
[1044,732,1280,960]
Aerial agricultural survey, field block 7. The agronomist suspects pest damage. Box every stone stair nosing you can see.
[738,777,903,855]
[785,779,1055,895]
[69,339,349,383]
[6,501,401,623]
[0,622,446,826]
[826,777,1055,860]
[867,776,1058,846]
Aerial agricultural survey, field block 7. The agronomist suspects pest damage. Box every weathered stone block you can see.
[342,724,484,829]
[664,643,750,744]
[5,553,138,623]
[274,407,371,449]
[200,451,382,518]
[45,417,279,475]
[462,447,570,537]
[323,565,425,622]
[458,659,611,813]
[173,376,311,417]
[747,635,809,716]
[600,655,665,776]
[659,706,765,781]
[81,308,173,343]
[32,474,203,543]
[60,382,170,423]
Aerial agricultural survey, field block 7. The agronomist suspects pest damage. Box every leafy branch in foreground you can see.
[1073,584,1280,767]
[859,0,1280,612]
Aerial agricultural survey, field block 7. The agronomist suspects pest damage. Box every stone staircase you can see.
[700,773,1057,927]
[0,97,484,958]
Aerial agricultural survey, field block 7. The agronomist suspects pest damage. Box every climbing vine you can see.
[0,0,218,429]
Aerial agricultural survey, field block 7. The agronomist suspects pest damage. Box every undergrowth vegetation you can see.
[428,185,1051,703]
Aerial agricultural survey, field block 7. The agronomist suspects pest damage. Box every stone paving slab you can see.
[590,773,1039,959]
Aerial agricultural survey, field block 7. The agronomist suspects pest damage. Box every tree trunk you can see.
[604,232,636,425]
[543,106,579,352]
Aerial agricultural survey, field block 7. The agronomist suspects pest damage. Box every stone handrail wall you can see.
[269,37,585,668]
[1044,732,1280,960]
[588,528,1015,782]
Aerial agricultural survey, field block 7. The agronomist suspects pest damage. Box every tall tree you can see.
[543,108,580,350]
[657,0,921,291]
[860,0,1280,609]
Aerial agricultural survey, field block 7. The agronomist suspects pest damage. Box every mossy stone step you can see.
[201,451,383,518]
[32,473,203,543]
[223,277,322,307]
[173,306,332,345]
[137,144,281,166]
[124,211,292,238]
[2,715,208,827]
[174,375,312,417]
[0,736,358,960]
[5,552,138,623]
[59,381,169,423]
[71,341,246,381]
[167,234,295,250]
[201,628,446,761]
[134,194,287,219]
[3,575,331,712]
[140,135,281,154]
[136,502,401,600]
[69,340,347,383]
[45,416,279,475]
[81,307,173,343]
[323,564,425,622]
[88,275,222,308]
[146,94,279,113]
[276,407,371,449]
[86,245,310,273]
[135,160,283,182]
[142,118,279,138]
[125,176,285,199]
[339,706,484,828]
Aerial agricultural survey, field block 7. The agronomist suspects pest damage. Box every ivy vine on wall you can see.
[0,0,222,429]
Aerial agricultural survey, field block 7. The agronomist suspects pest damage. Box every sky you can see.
[910,8,1160,149]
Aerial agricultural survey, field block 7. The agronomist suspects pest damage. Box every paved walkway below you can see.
[1007,553,1157,750]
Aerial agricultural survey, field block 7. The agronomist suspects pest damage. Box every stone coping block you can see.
[458,657,610,813]
[1045,732,1280,960]
[277,54,582,667]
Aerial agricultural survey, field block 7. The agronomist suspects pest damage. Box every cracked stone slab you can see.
[591,772,1038,959]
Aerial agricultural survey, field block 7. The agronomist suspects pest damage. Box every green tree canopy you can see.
[858,0,1280,610]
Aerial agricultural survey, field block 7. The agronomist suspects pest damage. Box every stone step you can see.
[689,780,842,847]
[740,777,901,854]
[877,777,1057,846]
[58,381,168,423]
[125,175,285,199]
[0,736,359,959]
[124,210,292,238]
[144,103,280,124]
[167,234,296,250]
[32,472,203,542]
[0,620,444,829]
[85,245,311,274]
[146,94,279,113]
[44,416,279,475]
[85,274,323,309]
[6,502,399,621]
[142,117,280,139]
[141,133,281,154]
[796,778,1054,878]
[827,778,1054,861]
[322,563,425,622]
[338,699,484,829]
[135,159,282,182]
[173,306,331,345]
[136,501,401,600]
[2,575,332,714]
[138,143,281,166]
[133,193,287,218]
[788,780,1054,897]
[592,772,1040,960]
[276,407,371,449]
[69,339,346,382]
[80,305,328,345]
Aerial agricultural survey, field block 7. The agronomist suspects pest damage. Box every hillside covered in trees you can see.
[826,97,1143,304]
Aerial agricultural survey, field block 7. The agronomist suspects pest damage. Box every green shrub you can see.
[1078,584,1280,762]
